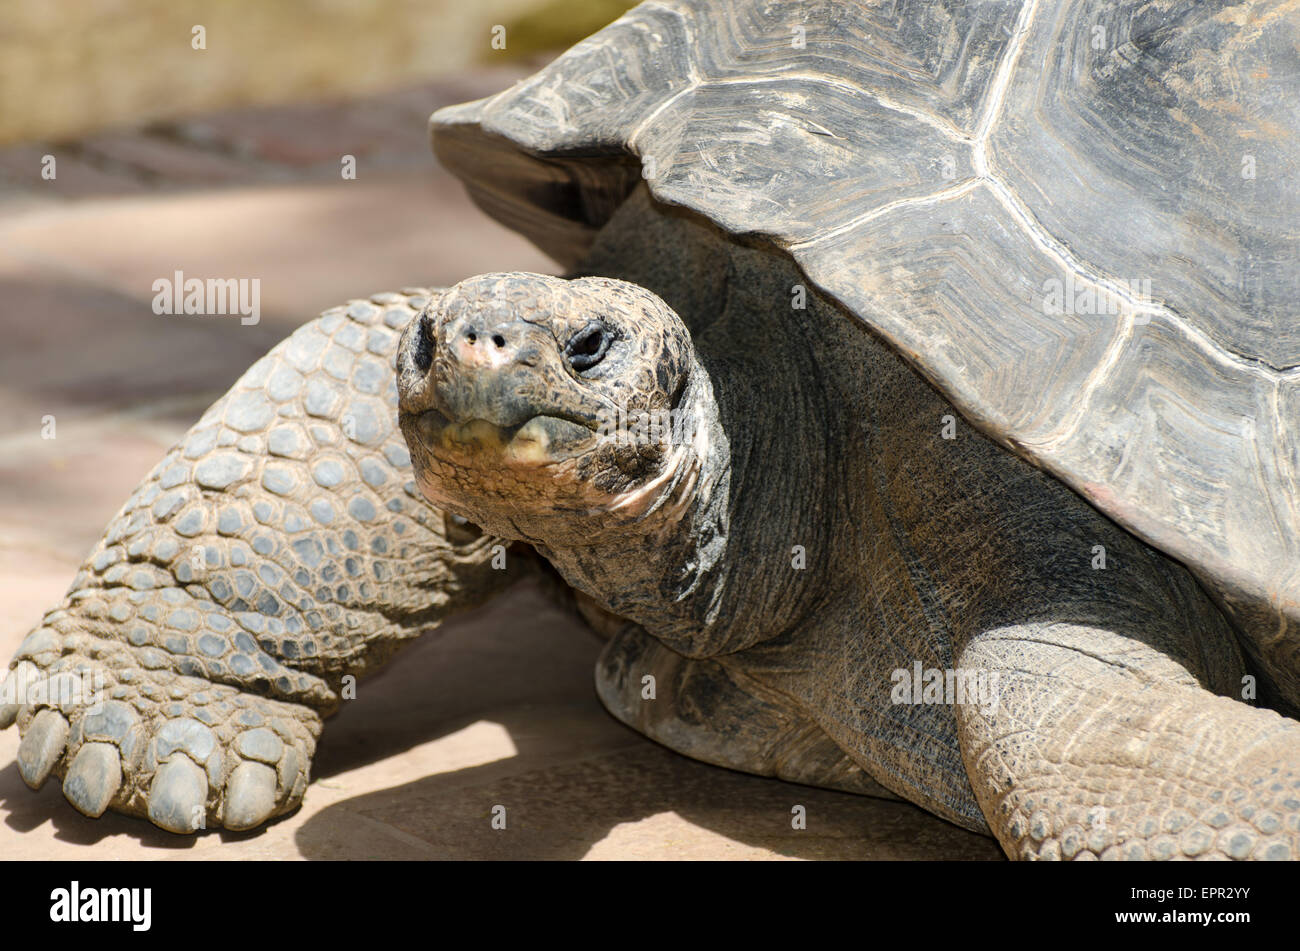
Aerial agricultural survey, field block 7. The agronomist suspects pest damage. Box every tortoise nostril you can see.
[455,321,527,363]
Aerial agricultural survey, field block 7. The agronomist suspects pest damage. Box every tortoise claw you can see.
[223,761,278,831]
[0,661,40,729]
[62,742,124,818]
[147,757,209,834]
[17,708,69,789]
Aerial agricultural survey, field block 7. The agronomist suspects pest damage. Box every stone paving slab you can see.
[0,74,1003,861]
[0,69,537,198]
[0,573,1001,861]
[2,174,552,320]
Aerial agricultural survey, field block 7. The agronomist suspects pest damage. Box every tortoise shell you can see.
[431,0,1300,691]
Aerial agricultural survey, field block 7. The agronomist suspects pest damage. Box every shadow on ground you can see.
[0,580,1003,860]
[295,584,1004,861]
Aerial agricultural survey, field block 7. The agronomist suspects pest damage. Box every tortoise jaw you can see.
[413,406,595,466]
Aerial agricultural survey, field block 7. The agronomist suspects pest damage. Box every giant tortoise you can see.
[4,0,1299,860]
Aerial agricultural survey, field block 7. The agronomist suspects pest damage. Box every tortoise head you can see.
[396,272,713,545]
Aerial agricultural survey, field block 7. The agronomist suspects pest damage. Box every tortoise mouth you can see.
[412,407,595,466]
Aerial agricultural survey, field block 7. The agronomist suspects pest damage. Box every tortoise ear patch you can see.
[413,311,435,372]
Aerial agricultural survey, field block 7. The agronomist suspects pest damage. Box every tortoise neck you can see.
[533,361,731,650]
[537,340,835,658]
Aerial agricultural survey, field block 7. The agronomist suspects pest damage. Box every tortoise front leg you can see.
[596,624,899,799]
[0,290,518,833]
[957,623,1300,860]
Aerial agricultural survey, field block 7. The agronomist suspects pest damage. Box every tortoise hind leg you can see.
[957,622,1300,860]
[596,624,899,800]
[0,290,519,833]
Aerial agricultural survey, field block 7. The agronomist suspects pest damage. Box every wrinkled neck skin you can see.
[533,347,833,659]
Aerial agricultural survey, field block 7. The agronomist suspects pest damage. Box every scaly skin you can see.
[958,627,1300,860]
[9,194,1300,858]
[397,188,1300,860]
[0,290,514,832]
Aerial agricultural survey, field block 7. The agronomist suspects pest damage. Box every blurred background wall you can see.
[0,0,635,144]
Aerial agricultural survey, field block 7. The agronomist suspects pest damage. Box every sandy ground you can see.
[0,72,1002,860]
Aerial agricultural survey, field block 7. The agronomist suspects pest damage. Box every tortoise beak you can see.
[430,311,552,429]
[410,409,592,466]
[398,310,597,466]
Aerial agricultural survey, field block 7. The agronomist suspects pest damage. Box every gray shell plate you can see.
[431,0,1300,679]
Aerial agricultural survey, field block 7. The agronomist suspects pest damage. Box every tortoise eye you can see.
[413,310,435,372]
[565,321,613,371]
